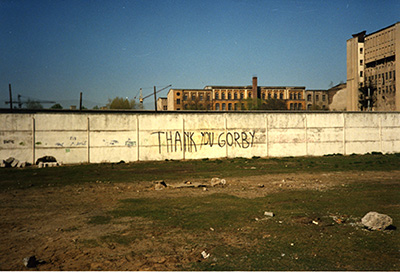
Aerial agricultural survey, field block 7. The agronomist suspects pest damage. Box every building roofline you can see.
[365,22,399,37]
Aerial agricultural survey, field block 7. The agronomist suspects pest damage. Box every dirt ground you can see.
[0,170,399,270]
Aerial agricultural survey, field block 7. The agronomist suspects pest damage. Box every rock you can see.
[264,211,275,217]
[23,256,37,268]
[154,180,167,190]
[361,211,393,230]
[11,158,19,167]
[4,157,15,165]
[210,177,226,187]
[17,161,25,168]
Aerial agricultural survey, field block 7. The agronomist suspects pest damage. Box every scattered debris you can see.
[154,180,168,191]
[312,220,319,225]
[1,157,30,168]
[210,177,226,187]
[210,227,214,231]
[38,162,61,168]
[201,250,210,259]
[330,214,347,224]
[171,181,206,189]
[361,211,394,230]
[36,156,57,165]
[258,184,265,188]
[23,256,45,268]
[264,211,275,217]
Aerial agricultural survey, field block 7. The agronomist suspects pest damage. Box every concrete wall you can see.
[1,111,400,164]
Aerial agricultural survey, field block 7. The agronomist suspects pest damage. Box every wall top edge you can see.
[1,109,399,115]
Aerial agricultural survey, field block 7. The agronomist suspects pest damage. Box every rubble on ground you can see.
[210,177,226,187]
[1,157,30,168]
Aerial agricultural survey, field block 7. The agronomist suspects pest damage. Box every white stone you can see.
[361,211,393,230]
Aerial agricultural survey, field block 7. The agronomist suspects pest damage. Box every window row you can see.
[289,103,303,110]
[214,92,247,100]
[215,103,242,111]
[366,70,395,82]
[306,94,326,102]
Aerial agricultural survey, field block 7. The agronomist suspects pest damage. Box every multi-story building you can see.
[156,97,168,111]
[165,77,306,111]
[304,83,346,111]
[305,90,329,110]
[347,22,400,111]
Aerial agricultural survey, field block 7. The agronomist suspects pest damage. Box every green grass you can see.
[93,181,400,270]
[1,153,400,191]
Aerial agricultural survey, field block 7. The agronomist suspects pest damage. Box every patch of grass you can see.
[88,215,112,225]
[1,153,400,191]
[108,181,399,271]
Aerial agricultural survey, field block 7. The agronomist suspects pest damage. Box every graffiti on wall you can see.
[152,130,255,153]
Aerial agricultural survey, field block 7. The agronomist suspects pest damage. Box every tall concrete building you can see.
[347,22,400,111]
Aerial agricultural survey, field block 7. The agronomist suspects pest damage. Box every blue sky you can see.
[1,0,399,109]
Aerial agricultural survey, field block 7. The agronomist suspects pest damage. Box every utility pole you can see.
[8,84,12,112]
[79,92,83,110]
[154,86,157,112]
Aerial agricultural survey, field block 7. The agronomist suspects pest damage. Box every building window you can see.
[206,94,210,101]
[389,71,392,79]
[307,104,312,110]
[298,103,302,110]
[215,103,220,110]
[199,94,203,100]
[360,71,363,77]
[360,48,363,54]
[322,95,326,101]
[262,93,265,99]
[307,94,311,101]
[191,94,195,101]
[234,103,238,110]
[316,95,319,101]
[176,99,181,105]
[386,72,388,80]
[163,106,167,110]
[228,93,232,100]
[240,93,244,99]
[248,93,252,98]
[215,93,219,99]
[176,92,180,96]
[289,93,293,99]
[221,93,226,100]
[183,94,188,101]
[360,60,363,65]
[293,93,297,100]
[228,103,232,110]
[280,93,283,99]
[222,103,226,110]
[274,93,277,99]
[234,93,238,99]
[298,93,302,99]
